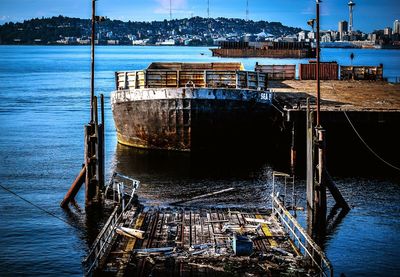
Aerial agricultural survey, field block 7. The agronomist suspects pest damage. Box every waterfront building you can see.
[394,20,400,34]
[384,27,392,37]
[298,31,306,41]
[338,21,348,40]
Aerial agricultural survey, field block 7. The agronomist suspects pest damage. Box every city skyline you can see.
[0,0,399,33]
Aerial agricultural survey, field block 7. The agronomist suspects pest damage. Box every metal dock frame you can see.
[272,197,333,276]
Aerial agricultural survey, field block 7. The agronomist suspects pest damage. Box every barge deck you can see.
[270,80,400,111]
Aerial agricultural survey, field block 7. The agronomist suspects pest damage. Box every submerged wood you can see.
[170,187,235,205]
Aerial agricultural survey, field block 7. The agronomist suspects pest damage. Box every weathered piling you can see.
[315,128,327,226]
[61,0,105,209]
[84,95,105,207]
[60,166,86,208]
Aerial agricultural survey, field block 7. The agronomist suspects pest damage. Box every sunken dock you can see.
[83,173,332,276]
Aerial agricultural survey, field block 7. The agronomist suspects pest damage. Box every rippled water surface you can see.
[0,46,399,276]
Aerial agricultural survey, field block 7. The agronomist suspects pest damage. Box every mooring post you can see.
[315,128,327,225]
[290,120,296,176]
[306,99,314,209]
[85,96,100,206]
[98,94,105,190]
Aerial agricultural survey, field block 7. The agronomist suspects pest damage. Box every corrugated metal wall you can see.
[299,62,339,80]
[255,64,296,80]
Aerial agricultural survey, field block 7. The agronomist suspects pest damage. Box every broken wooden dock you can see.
[83,173,332,277]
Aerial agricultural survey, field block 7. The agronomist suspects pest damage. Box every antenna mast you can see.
[170,0,172,20]
[316,0,321,126]
[246,0,249,21]
[90,0,95,122]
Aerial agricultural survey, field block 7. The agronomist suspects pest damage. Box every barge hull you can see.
[112,88,280,152]
[211,48,315,58]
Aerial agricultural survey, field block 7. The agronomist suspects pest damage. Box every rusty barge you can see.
[111,62,282,152]
[211,41,316,59]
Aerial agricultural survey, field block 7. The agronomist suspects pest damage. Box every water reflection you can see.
[111,144,279,208]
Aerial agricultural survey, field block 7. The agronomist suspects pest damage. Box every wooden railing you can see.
[272,196,333,277]
[115,70,267,91]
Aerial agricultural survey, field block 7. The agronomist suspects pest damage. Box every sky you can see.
[0,0,399,33]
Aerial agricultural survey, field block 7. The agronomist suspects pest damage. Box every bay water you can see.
[0,46,399,276]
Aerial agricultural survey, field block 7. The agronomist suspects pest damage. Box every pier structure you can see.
[61,0,105,209]
[83,174,332,276]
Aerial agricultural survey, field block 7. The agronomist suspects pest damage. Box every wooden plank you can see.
[116,213,145,277]
[256,214,278,247]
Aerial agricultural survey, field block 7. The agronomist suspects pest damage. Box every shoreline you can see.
[0,44,399,50]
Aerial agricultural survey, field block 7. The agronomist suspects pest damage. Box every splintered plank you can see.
[116,212,145,277]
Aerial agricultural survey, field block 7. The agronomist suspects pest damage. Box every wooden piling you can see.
[315,128,327,224]
[60,166,86,208]
[325,170,350,211]
[85,123,97,206]
[98,94,105,189]
[290,121,296,176]
[306,100,314,209]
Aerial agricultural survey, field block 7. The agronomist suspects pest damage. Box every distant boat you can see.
[211,41,316,58]
[200,52,205,55]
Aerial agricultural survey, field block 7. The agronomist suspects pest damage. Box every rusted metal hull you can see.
[211,48,316,58]
[111,88,278,151]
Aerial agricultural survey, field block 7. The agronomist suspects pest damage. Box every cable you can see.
[327,79,400,172]
[343,111,400,172]
[0,183,76,228]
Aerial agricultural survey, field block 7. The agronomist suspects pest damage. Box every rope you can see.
[327,79,400,172]
[343,111,400,172]
[0,183,76,228]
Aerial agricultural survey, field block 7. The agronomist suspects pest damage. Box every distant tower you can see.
[338,20,348,40]
[246,0,249,21]
[170,0,172,20]
[207,0,210,18]
[394,20,400,34]
[348,1,356,33]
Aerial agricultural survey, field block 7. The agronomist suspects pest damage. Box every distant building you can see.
[298,31,306,41]
[338,21,348,33]
[132,39,147,45]
[107,40,119,45]
[307,32,315,40]
[394,20,400,34]
[159,39,175,46]
[330,31,339,41]
[368,33,377,42]
[321,33,332,42]
[384,27,392,36]
[338,21,348,40]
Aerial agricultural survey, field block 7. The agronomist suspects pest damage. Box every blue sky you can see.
[0,0,399,32]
